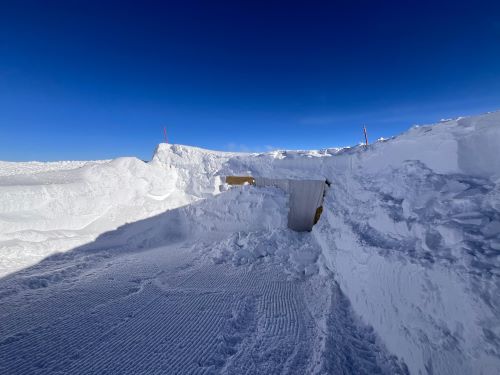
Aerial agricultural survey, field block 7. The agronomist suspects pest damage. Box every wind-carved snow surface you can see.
[312,113,500,375]
[0,111,499,374]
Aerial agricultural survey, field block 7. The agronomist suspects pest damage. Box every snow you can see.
[310,113,500,374]
[1,111,500,374]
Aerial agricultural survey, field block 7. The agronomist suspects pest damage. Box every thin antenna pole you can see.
[363,125,369,145]
[163,126,168,144]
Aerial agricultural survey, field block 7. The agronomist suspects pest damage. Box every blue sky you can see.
[1,1,499,161]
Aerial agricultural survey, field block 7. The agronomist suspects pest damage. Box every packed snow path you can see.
[0,238,405,374]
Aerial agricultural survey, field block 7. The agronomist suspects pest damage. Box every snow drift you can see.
[1,111,499,374]
[312,113,500,375]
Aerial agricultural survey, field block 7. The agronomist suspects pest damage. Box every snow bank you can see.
[356,112,500,178]
[0,144,287,276]
[310,112,500,374]
[0,157,180,275]
[77,186,289,256]
[150,143,239,198]
[314,167,500,374]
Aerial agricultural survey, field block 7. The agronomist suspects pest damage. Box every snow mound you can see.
[0,157,178,274]
[209,229,320,277]
[355,112,500,178]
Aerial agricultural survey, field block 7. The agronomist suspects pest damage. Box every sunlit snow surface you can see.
[1,112,500,374]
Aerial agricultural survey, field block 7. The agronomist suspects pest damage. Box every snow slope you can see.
[312,113,500,375]
[0,111,499,374]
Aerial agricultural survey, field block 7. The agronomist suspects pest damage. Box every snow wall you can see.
[310,113,500,375]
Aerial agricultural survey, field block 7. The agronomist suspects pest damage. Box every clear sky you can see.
[1,1,499,161]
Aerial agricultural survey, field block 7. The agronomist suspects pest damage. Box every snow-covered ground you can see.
[1,111,499,374]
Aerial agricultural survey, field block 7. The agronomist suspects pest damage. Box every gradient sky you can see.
[1,1,499,161]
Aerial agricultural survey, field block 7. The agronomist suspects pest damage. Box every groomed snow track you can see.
[0,246,312,374]
[0,238,405,375]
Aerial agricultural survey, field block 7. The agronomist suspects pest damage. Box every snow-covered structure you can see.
[225,176,327,231]
[254,177,326,232]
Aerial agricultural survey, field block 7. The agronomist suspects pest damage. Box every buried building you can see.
[225,176,328,232]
